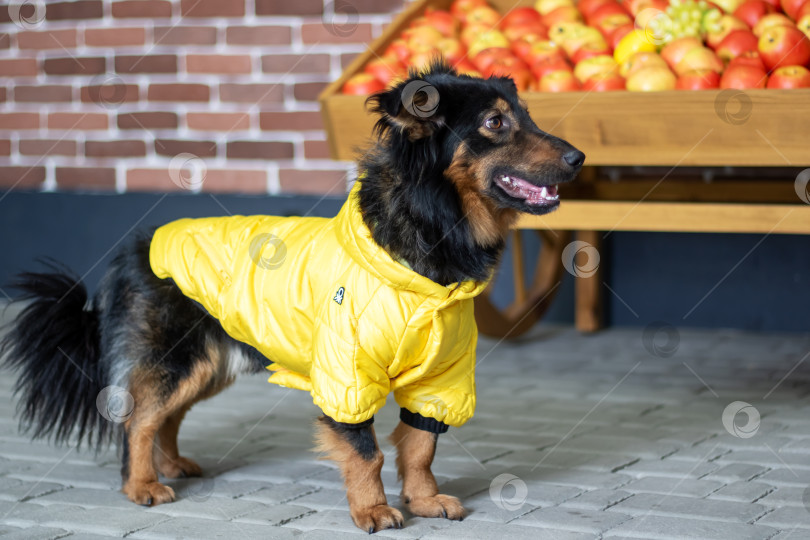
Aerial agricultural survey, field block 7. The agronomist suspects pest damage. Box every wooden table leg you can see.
[575,230,604,333]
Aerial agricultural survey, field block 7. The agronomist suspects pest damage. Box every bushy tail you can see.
[0,261,111,450]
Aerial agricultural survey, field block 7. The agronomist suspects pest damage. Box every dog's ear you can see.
[367,76,444,141]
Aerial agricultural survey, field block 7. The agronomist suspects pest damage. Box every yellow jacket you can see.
[149,182,488,427]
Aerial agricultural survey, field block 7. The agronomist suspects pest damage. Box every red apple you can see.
[582,72,626,90]
[767,64,810,86]
[571,41,612,62]
[676,69,721,89]
[799,8,810,40]
[758,25,810,70]
[720,64,768,87]
[753,14,795,37]
[596,13,633,38]
[734,0,777,29]
[627,0,669,15]
[716,30,760,64]
[436,38,466,66]
[531,56,574,79]
[467,6,501,26]
[578,0,616,17]
[423,9,459,38]
[626,66,677,90]
[472,47,515,72]
[608,23,635,49]
[485,59,534,90]
[453,59,481,76]
[343,73,385,95]
[543,5,584,26]
[502,21,549,42]
[364,56,406,86]
[403,26,444,49]
[524,40,565,64]
[728,49,767,69]
[460,24,490,47]
[761,0,782,9]
[620,51,668,77]
[661,37,703,70]
[540,69,582,91]
[574,54,619,82]
[535,0,575,15]
[511,34,546,60]
[781,0,810,20]
[450,0,488,22]
[675,47,724,76]
[501,7,544,28]
[588,2,631,27]
[706,15,750,49]
[385,39,410,63]
[468,30,511,58]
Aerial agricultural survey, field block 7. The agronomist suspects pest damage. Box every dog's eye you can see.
[485,116,502,130]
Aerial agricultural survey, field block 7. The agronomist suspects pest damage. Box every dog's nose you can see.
[562,150,585,169]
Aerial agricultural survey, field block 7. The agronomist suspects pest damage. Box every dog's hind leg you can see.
[315,416,404,533]
[155,405,202,479]
[390,421,465,520]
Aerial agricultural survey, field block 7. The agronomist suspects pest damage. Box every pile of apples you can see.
[342,0,810,93]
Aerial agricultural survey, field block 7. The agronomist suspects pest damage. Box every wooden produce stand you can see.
[319,0,810,337]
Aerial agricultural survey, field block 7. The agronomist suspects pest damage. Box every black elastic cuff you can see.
[400,408,449,434]
[325,416,374,430]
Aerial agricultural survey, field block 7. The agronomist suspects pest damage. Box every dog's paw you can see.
[351,504,404,533]
[406,494,465,520]
[123,481,176,506]
[158,456,203,479]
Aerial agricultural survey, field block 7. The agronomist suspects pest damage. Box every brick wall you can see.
[0,0,405,195]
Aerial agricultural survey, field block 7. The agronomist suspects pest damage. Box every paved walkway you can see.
[1,317,809,539]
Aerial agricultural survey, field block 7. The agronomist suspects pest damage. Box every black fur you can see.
[320,416,378,461]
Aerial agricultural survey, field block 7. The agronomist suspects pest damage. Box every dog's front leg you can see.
[390,421,465,520]
[315,416,403,533]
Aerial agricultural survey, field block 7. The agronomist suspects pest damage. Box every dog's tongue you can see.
[497,175,559,205]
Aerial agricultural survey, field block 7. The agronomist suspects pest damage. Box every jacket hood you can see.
[336,181,489,304]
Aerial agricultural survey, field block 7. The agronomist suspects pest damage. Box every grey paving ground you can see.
[1,312,809,539]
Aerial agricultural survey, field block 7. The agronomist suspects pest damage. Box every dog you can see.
[0,63,584,533]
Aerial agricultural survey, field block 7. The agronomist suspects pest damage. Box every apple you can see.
[468,30,511,58]
[525,40,565,65]
[705,15,749,49]
[472,47,516,72]
[767,64,810,86]
[485,59,534,91]
[574,54,619,82]
[422,9,459,38]
[467,6,501,26]
[588,3,631,28]
[661,36,703,70]
[501,7,544,28]
[547,22,588,44]
[717,30,760,63]
[761,0,782,9]
[408,49,443,71]
[620,51,668,77]
[343,73,385,95]
[583,72,626,90]
[403,26,444,49]
[728,50,767,70]
[450,0,488,22]
[734,0,776,29]
[540,69,582,91]
[385,39,410,63]
[511,34,546,60]
[461,24,490,47]
[531,55,574,78]
[713,0,747,14]
[758,25,810,70]
[502,21,549,42]
[799,6,810,40]
[595,13,633,38]
[720,64,768,87]
[781,0,810,20]
[364,55,406,85]
[626,0,669,15]
[436,38,466,66]
[608,23,635,49]
[753,14,795,37]
[453,59,481,76]
[543,5,584,26]
[559,27,608,57]
[578,0,616,18]
[570,40,612,62]
[675,47,723,76]
[535,0,575,16]
[626,65,677,90]
[676,69,721,89]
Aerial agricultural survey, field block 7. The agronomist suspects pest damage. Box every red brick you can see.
[226,141,294,160]
[127,169,185,192]
[44,57,106,76]
[260,111,323,131]
[279,169,347,195]
[0,167,46,189]
[17,29,77,50]
[255,0,321,15]
[186,55,252,74]
[148,84,209,102]
[202,170,266,194]
[0,59,37,77]
[301,23,373,44]
[226,26,291,45]
[118,112,177,129]
[19,139,77,156]
[0,34,9,49]
[349,0,403,13]
[115,55,177,74]
[154,26,217,45]
[0,88,5,102]
[341,53,359,69]
[112,0,172,18]
[0,113,39,129]
[187,112,250,131]
[86,140,146,157]
[55,167,116,190]
[293,81,328,102]
[16,86,72,103]
[155,140,217,158]
[181,0,244,17]
[85,27,146,46]
[261,54,330,74]
[220,84,283,104]
[46,1,103,20]
[81,83,139,106]
[0,140,9,156]
[304,139,332,159]
[48,113,108,130]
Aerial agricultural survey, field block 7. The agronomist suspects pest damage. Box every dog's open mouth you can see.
[495,174,559,206]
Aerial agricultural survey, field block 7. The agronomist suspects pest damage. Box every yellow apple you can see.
[620,51,667,77]
[574,54,618,82]
[626,65,676,91]
[535,0,575,16]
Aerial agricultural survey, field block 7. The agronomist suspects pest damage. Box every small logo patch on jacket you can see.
[333,287,345,305]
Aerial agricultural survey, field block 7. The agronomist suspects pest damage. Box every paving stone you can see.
[40,506,170,536]
[218,459,332,484]
[418,518,594,539]
[33,487,134,509]
[622,476,724,498]
[610,492,769,524]
[495,448,639,472]
[143,495,265,520]
[0,527,72,540]
[560,489,634,511]
[604,514,779,539]
[757,468,810,487]
[756,508,810,530]
[704,463,771,483]
[708,481,775,503]
[232,503,314,525]
[239,483,320,504]
[513,506,631,534]
[0,478,66,502]
[757,486,806,508]
[458,489,537,523]
[130,516,300,539]
[620,459,721,479]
